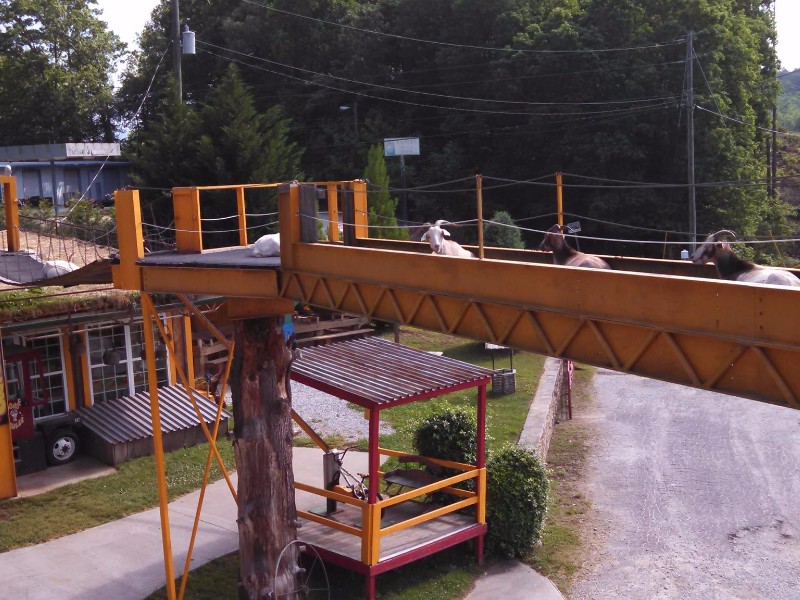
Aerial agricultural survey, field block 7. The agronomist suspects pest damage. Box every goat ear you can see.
[441,229,451,238]
[420,230,429,242]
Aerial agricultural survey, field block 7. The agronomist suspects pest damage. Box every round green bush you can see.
[413,407,477,464]
[486,445,549,558]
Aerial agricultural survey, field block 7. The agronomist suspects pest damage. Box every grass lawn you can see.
[526,363,596,595]
[0,441,236,553]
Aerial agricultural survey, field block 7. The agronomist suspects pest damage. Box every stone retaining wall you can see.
[518,357,567,461]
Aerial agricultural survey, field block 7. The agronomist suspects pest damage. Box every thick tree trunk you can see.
[230,317,301,600]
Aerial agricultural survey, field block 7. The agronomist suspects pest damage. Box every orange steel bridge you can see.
[106,179,800,599]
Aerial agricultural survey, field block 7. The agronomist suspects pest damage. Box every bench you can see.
[381,454,444,495]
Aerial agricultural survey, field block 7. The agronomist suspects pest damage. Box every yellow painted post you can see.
[62,331,78,411]
[236,187,248,246]
[1,176,20,251]
[80,334,93,408]
[476,467,487,524]
[0,338,18,500]
[361,503,375,565]
[183,314,195,386]
[556,172,564,227]
[326,183,340,242]
[173,187,203,252]
[166,316,178,385]
[278,183,301,271]
[476,174,484,259]
[352,180,368,239]
[141,294,177,600]
[114,189,145,290]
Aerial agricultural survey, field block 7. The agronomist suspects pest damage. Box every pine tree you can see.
[485,211,524,249]
[364,144,406,240]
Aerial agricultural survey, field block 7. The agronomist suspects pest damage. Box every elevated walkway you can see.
[107,181,800,411]
[0,251,112,286]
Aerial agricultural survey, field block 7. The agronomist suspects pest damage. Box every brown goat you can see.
[538,224,610,269]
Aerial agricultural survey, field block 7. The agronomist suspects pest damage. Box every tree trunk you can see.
[230,317,301,600]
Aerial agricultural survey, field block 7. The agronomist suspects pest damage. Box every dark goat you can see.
[691,230,800,287]
[538,224,610,269]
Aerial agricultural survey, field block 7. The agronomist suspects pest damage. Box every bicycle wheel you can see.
[274,539,330,600]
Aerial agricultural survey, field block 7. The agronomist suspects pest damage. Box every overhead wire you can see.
[197,42,679,112]
[696,105,800,138]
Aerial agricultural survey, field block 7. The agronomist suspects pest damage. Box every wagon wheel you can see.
[274,539,330,600]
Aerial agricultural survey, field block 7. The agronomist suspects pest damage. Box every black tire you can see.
[45,429,79,465]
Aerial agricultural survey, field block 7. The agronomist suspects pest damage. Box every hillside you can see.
[778,68,800,131]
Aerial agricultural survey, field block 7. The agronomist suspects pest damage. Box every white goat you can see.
[420,220,474,257]
[43,259,79,279]
[691,230,800,287]
[539,224,610,269]
[252,233,280,257]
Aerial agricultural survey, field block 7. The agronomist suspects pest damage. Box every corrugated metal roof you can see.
[291,337,493,409]
[76,385,229,444]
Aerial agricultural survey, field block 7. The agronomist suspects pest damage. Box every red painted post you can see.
[368,409,380,503]
[477,384,486,469]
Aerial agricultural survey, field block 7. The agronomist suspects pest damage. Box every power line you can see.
[696,105,800,137]
[198,41,679,109]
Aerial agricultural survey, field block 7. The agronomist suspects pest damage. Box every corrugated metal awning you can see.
[75,385,229,444]
[291,337,493,409]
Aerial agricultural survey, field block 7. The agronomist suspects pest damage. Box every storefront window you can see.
[2,335,67,419]
[85,318,170,404]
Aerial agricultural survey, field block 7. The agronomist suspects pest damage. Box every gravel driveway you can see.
[223,381,395,442]
[571,369,800,600]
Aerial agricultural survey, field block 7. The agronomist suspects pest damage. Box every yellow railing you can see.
[293,447,486,566]
[170,180,367,253]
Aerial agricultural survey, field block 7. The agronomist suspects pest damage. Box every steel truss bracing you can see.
[277,243,799,410]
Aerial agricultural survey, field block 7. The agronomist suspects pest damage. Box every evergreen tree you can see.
[364,144,405,239]
[485,211,524,249]
[196,64,303,185]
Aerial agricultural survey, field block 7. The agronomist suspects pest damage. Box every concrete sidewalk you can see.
[1,359,566,600]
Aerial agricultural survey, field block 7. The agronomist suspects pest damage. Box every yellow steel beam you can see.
[1,176,20,251]
[222,297,295,320]
[236,187,248,247]
[0,337,18,500]
[114,189,145,289]
[173,187,202,252]
[326,183,340,242]
[142,266,282,297]
[141,295,177,600]
[277,243,800,409]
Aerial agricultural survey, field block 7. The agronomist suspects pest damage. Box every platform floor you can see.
[138,246,280,268]
[299,500,480,563]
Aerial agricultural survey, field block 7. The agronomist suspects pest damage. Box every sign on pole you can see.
[384,138,420,157]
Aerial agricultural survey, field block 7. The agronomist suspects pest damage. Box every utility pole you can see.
[686,30,696,250]
[172,0,182,101]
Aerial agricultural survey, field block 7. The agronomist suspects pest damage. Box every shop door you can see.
[5,352,48,442]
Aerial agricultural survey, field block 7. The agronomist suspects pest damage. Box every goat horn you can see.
[712,229,736,240]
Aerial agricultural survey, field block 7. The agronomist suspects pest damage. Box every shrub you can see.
[412,407,478,503]
[484,210,524,249]
[486,445,549,558]
[413,407,477,465]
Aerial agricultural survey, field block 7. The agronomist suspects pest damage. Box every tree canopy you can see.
[42,0,789,261]
[0,0,125,144]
